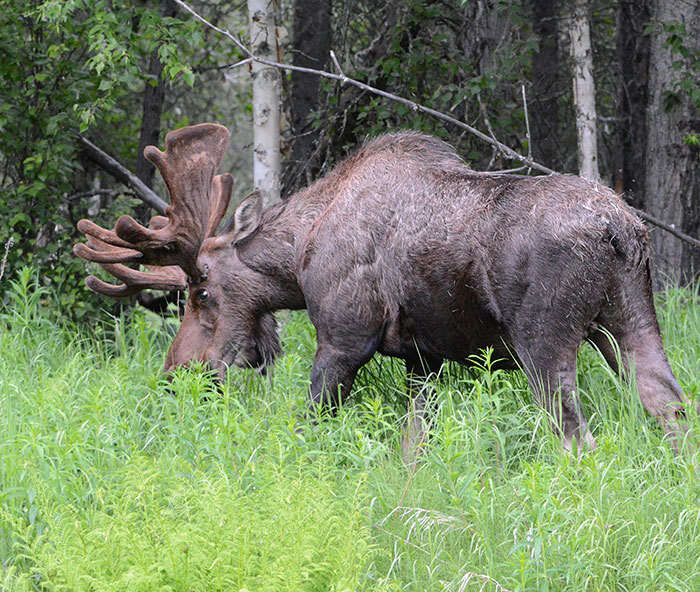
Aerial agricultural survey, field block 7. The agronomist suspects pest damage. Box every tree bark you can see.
[614,0,651,208]
[569,0,599,181]
[644,0,700,285]
[530,0,562,170]
[248,0,281,206]
[134,0,178,221]
[284,0,331,195]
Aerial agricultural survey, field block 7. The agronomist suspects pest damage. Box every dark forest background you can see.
[0,0,698,319]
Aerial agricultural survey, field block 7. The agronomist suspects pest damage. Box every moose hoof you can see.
[563,430,597,456]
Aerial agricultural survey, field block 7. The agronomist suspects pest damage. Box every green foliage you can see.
[0,1,223,318]
[1,269,698,590]
[8,458,372,591]
[330,0,537,167]
[657,20,700,114]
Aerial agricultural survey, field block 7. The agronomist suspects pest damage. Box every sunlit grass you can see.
[1,267,698,591]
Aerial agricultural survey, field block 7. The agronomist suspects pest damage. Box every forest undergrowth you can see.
[1,267,698,591]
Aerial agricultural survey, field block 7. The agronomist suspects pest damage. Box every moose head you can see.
[74,124,280,378]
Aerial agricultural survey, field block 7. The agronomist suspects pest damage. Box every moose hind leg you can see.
[590,326,688,445]
[309,343,360,410]
[591,261,691,448]
[516,340,596,452]
[628,338,686,437]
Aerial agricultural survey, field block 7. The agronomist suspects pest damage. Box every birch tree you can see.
[248,0,281,205]
[569,0,599,181]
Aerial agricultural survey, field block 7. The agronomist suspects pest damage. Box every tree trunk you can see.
[134,0,178,222]
[530,0,562,170]
[459,0,512,170]
[249,0,281,206]
[569,0,599,181]
[644,0,700,285]
[285,0,331,195]
[614,0,651,208]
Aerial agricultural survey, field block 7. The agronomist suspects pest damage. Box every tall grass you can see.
[1,267,698,591]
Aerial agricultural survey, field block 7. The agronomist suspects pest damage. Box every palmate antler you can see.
[74,123,233,296]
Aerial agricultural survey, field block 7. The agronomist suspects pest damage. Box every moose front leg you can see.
[309,330,383,412]
[309,342,362,410]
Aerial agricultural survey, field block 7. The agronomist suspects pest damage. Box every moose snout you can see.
[203,354,228,381]
[163,346,229,382]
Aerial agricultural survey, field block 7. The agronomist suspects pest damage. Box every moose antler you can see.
[79,233,187,297]
[74,123,233,296]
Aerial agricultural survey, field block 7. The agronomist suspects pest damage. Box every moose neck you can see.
[236,183,333,311]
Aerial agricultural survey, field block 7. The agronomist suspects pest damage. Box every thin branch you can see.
[78,136,168,214]
[329,49,347,82]
[173,0,700,249]
[475,166,528,175]
[521,84,532,174]
[194,57,253,73]
[476,92,503,168]
[629,207,700,249]
[0,237,14,283]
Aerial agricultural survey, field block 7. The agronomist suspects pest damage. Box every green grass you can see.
[1,267,698,591]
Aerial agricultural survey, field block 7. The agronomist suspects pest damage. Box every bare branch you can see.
[629,207,700,249]
[194,57,253,73]
[329,49,347,82]
[522,84,532,174]
[173,0,556,174]
[0,237,14,283]
[476,92,503,169]
[78,136,169,214]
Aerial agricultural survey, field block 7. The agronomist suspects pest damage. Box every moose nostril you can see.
[204,356,228,382]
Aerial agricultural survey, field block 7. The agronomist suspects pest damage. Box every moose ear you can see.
[231,190,263,244]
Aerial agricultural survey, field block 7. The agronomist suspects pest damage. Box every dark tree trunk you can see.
[284,0,331,195]
[644,0,700,285]
[134,0,178,221]
[614,0,651,207]
[530,0,562,170]
[135,51,167,189]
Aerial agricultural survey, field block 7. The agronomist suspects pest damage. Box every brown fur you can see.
[170,132,690,452]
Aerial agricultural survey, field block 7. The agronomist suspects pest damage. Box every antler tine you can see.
[85,266,187,298]
[77,235,186,298]
[205,173,234,238]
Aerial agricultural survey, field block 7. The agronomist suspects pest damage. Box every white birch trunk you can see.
[569,0,599,181]
[248,0,281,205]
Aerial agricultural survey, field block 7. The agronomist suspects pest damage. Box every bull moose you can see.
[74,123,691,453]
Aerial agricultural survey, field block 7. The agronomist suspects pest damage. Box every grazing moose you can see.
[75,123,691,453]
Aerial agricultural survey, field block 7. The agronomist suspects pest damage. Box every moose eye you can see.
[196,289,209,303]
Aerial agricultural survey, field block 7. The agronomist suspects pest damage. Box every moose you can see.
[75,123,691,453]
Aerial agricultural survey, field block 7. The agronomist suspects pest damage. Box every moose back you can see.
[75,123,690,452]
